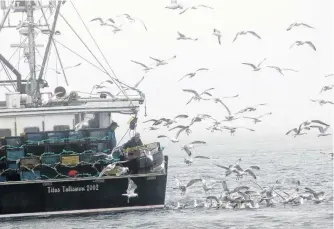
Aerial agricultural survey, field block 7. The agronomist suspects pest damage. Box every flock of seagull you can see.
[87,0,332,208]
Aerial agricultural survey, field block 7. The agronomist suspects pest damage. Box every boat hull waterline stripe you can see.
[0,205,165,218]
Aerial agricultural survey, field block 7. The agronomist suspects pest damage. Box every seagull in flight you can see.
[266,66,298,75]
[290,41,316,51]
[243,112,272,124]
[319,85,334,93]
[235,103,267,114]
[310,99,334,106]
[169,124,192,137]
[221,126,255,136]
[179,5,213,15]
[90,17,115,25]
[165,0,183,10]
[122,178,138,203]
[242,58,266,71]
[117,14,147,31]
[181,141,207,157]
[174,177,202,195]
[149,55,176,67]
[211,98,239,121]
[324,73,334,77]
[182,88,214,105]
[286,22,315,31]
[233,31,261,42]
[157,135,180,143]
[161,114,189,127]
[213,29,222,45]
[176,31,198,41]
[178,68,209,82]
[309,125,331,137]
[131,60,154,72]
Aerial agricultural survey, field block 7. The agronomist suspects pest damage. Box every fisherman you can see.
[122,133,143,150]
[107,121,119,151]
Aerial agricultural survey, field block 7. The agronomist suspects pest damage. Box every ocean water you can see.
[1,141,333,229]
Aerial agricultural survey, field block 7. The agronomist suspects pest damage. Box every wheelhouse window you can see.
[0,129,11,137]
[53,125,70,131]
[24,127,40,133]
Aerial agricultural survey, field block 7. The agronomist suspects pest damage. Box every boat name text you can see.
[47,184,99,193]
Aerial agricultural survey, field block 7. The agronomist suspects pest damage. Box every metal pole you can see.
[37,1,61,82]
[26,1,38,100]
[0,1,13,33]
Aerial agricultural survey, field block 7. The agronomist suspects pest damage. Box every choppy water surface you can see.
[2,142,333,229]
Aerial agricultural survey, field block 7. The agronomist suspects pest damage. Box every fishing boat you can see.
[0,0,168,218]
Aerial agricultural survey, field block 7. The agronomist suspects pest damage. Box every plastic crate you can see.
[40,154,61,167]
[87,128,108,141]
[61,155,79,166]
[0,176,6,182]
[25,132,46,143]
[68,130,88,142]
[46,131,68,143]
[3,136,24,148]
[7,160,19,169]
[20,170,41,181]
[6,148,25,161]
[79,152,109,163]
[19,157,40,169]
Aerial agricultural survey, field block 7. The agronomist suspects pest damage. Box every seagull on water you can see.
[149,55,176,67]
[233,30,261,42]
[176,31,198,41]
[122,178,138,203]
[304,187,325,204]
[309,125,331,137]
[320,85,334,93]
[117,14,147,31]
[243,112,272,124]
[213,29,222,45]
[131,60,154,72]
[178,68,209,82]
[286,22,315,31]
[173,177,202,195]
[182,88,213,105]
[179,4,213,15]
[242,58,266,71]
[310,99,334,106]
[290,41,316,51]
[266,66,298,75]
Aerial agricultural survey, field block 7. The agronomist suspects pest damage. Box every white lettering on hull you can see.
[47,184,99,193]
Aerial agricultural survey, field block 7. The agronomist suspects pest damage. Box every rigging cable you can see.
[58,12,134,104]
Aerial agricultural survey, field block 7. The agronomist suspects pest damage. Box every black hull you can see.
[0,156,168,218]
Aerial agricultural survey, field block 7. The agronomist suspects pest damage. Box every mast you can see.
[26,0,39,102]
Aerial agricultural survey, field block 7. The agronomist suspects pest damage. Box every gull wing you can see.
[174,114,189,120]
[182,89,200,97]
[157,135,169,139]
[91,17,103,23]
[198,5,214,9]
[206,196,219,203]
[135,18,147,31]
[311,120,329,126]
[189,141,206,145]
[243,116,257,121]
[186,178,202,187]
[107,18,115,24]
[241,63,257,70]
[196,68,209,72]
[305,41,316,51]
[175,127,187,139]
[248,31,261,39]
[131,60,149,68]
[286,128,298,135]
[282,68,298,72]
[216,99,232,116]
[177,31,186,38]
[179,7,190,15]
[127,178,137,194]
[234,164,243,171]
[249,165,260,170]
[149,56,162,63]
[143,119,158,123]
[194,156,210,159]
[300,23,314,29]
[232,32,240,42]
[133,76,145,88]
[169,125,188,131]
[257,112,272,119]
[214,164,230,170]
[245,169,257,179]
